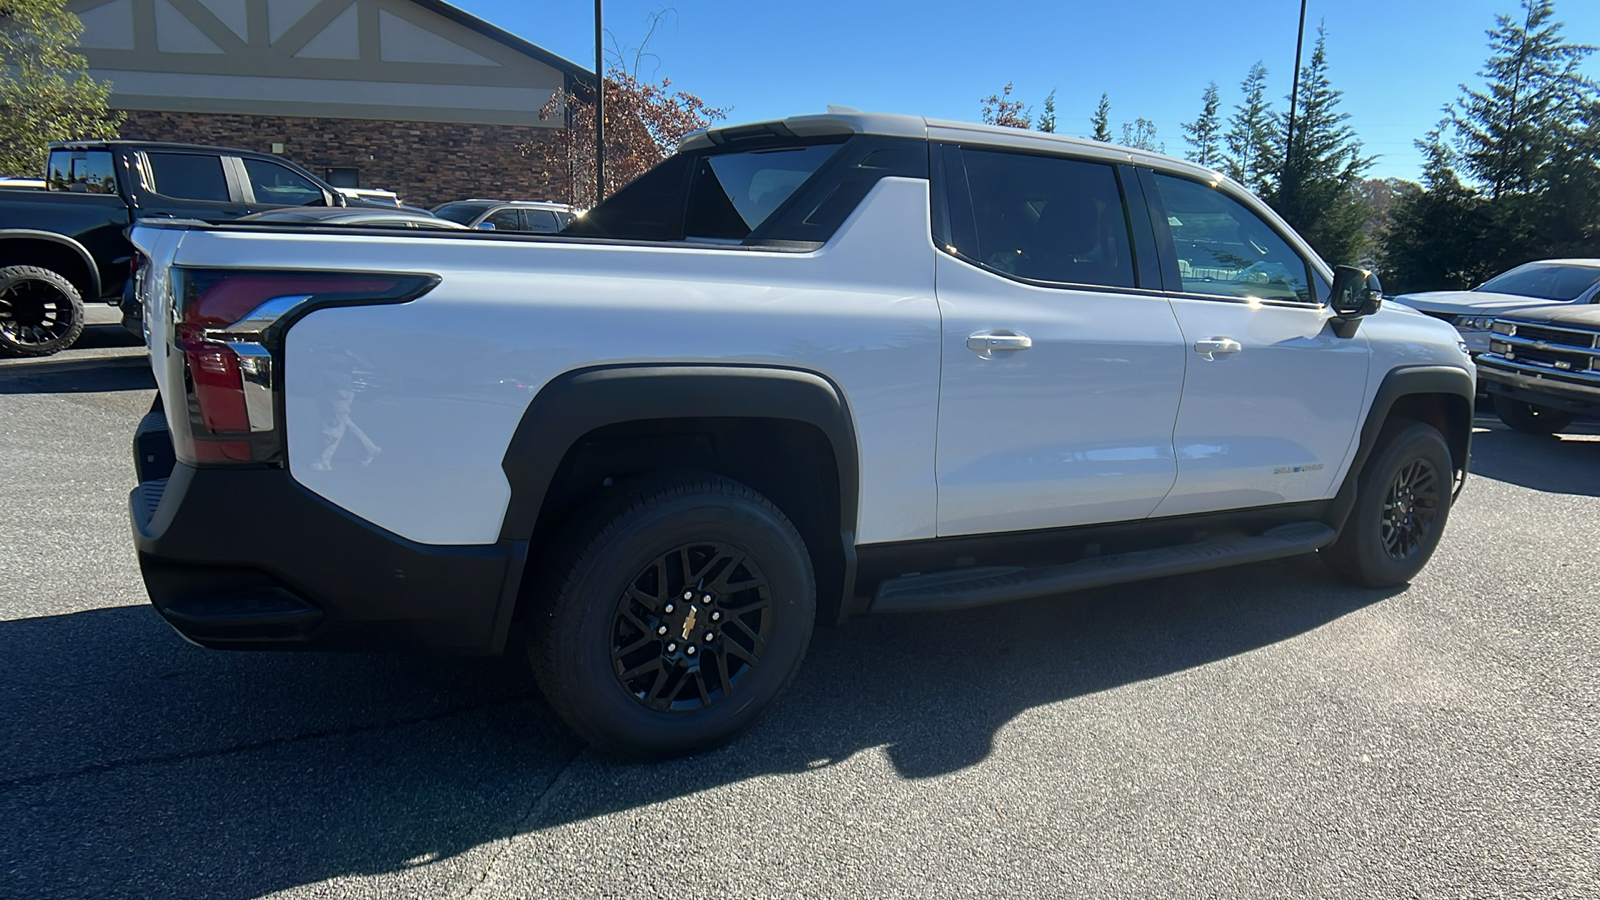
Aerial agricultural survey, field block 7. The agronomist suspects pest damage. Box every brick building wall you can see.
[119,110,570,209]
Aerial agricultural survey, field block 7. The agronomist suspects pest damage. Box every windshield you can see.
[1476,263,1600,301]
[432,203,489,226]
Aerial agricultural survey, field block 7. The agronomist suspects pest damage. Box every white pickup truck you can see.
[127,112,1475,758]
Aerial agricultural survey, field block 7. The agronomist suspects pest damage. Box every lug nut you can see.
[667,642,677,652]
[686,646,697,656]
[683,591,693,600]
[705,632,715,642]
[710,611,721,622]
[657,625,668,635]
[702,594,712,603]
[664,604,674,614]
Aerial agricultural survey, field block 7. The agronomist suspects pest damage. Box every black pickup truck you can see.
[0,141,360,357]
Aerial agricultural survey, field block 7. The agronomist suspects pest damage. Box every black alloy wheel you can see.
[0,266,86,358]
[610,542,772,713]
[1321,420,1454,588]
[529,472,815,759]
[1380,458,1439,560]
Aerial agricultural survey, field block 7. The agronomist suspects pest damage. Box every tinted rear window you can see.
[146,153,230,202]
[46,150,116,194]
[1477,264,1600,302]
[684,144,841,242]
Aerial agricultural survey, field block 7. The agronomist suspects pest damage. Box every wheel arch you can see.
[0,230,101,301]
[499,364,862,628]
[1330,365,1475,531]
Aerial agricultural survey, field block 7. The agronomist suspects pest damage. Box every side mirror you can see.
[1330,265,1382,317]
[477,221,496,230]
[1329,265,1382,336]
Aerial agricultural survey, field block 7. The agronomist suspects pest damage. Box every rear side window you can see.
[950,148,1136,290]
[146,153,231,202]
[684,144,842,242]
[46,150,116,194]
[524,208,561,233]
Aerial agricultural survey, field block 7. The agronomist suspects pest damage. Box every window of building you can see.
[952,148,1136,290]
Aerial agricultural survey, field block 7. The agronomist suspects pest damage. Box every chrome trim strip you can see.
[224,342,275,433]
[224,294,314,336]
[1478,355,1600,385]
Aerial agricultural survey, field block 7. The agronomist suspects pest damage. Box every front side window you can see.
[485,207,522,231]
[1476,263,1600,302]
[684,144,841,242]
[146,153,231,202]
[242,158,324,206]
[954,148,1136,290]
[1150,173,1314,304]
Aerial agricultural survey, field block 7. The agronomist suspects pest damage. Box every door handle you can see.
[967,330,1033,358]
[1192,337,1242,361]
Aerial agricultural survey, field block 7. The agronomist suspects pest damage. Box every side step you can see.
[870,521,1337,614]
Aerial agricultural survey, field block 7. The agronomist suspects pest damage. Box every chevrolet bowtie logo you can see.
[680,606,698,641]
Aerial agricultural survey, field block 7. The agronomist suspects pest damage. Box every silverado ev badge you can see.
[1273,463,1326,475]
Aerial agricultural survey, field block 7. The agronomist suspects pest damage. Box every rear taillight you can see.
[168,269,437,466]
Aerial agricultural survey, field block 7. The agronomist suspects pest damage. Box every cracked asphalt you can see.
[3,316,1597,899]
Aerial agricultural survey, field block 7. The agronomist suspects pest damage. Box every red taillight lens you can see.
[168,268,437,467]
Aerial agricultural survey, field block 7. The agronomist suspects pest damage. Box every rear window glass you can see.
[146,153,230,202]
[1476,264,1600,302]
[46,150,116,194]
[684,144,841,242]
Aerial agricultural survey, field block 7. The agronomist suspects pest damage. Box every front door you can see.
[933,145,1187,536]
[1141,170,1370,518]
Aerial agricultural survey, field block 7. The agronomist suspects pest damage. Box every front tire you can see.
[1321,421,1453,588]
[528,473,816,759]
[0,265,86,358]
[1491,393,1574,434]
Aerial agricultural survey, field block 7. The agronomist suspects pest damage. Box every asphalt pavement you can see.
[2,319,1596,899]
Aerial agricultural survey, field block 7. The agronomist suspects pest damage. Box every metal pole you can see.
[593,0,605,204]
[1283,0,1307,202]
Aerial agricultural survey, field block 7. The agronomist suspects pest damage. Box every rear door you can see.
[1141,169,1369,517]
[932,144,1187,535]
[131,150,250,221]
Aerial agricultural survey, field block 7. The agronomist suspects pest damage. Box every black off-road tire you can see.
[1491,393,1574,435]
[0,265,86,358]
[528,472,816,759]
[1321,421,1453,588]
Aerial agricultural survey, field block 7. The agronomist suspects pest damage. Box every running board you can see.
[870,521,1337,614]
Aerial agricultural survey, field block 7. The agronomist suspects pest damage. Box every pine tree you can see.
[0,0,122,176]
[1268,26,1373,266]
[1223,61,1275,193]
[1090,93,1112,142]
[1383,122,1495,291]
[1182,82,1223,167]
[1037,89,1057,133]
[1453,0,1596,199]
[1120,118,1163,153]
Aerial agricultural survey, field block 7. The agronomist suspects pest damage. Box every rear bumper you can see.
[130,411,526,653]
[1477,361,1600,416]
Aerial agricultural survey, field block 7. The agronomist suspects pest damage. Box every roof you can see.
[408,0,593,82]
[678,111,1225,183]
[52,140,269,156]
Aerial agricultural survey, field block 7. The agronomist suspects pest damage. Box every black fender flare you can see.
[0,229,102,300]
[1330,364,1475,530]
[498,363,862,609]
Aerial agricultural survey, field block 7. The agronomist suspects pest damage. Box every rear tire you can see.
[1321,421,1453,588]
[1491,393,1574,434]
[0,265,86,358]
[528,472,815,759]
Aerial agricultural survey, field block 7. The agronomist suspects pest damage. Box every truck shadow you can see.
[0,555,1393,899]
[0,346,153,396]
[1467,417,1600,497]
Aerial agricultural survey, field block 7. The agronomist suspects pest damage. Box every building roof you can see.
[406,0,592,81]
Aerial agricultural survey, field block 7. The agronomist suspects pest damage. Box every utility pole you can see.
[595,0,604,203]
[1283,0,1308,206]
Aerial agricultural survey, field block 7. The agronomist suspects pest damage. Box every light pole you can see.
[1283,0,1308,205]
[595,0,604,203]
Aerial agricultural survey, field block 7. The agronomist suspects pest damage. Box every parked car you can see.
[0,140,384,357]
[125,111,1474,759]
[1393,259,1600,357]
[1478,304,1600,433]
[431,198,575,233]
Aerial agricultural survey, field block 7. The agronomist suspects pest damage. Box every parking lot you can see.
[2,316,1596,899]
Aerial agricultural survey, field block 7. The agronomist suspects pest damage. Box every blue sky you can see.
[453,0,1599,182]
